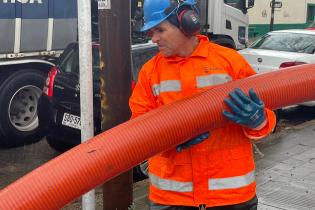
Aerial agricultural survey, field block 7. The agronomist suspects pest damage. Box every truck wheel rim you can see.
[8,85,42,132]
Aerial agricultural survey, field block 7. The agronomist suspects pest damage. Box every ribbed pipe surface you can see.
[0,64,315,209]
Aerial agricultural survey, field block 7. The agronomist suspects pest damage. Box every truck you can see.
[0,0,79,147]
[0,0,254,147]
[197,0,254,49]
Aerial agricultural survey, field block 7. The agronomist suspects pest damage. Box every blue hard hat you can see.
[141,0,197,32]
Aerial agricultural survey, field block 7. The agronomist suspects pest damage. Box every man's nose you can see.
[151,32,159,43]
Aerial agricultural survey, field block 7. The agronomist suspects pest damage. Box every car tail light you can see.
[43,66,58,97]
[279,61,306,69]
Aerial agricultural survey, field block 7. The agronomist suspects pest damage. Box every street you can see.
[0,106,315,209]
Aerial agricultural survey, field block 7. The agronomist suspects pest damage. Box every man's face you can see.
[148,21,188,57]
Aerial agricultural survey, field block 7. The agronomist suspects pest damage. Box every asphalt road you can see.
[0,106,314,209]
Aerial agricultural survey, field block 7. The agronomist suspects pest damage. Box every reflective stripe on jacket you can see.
[150,170,255,191]
[129,35,276,207]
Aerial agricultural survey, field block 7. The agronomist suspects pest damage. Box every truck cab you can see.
[198,0,254,50]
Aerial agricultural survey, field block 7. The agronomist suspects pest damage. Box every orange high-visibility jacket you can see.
[129,35,276,207]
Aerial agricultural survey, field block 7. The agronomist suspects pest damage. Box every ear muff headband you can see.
[177,8,187,22]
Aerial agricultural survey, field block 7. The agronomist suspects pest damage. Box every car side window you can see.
[59,46,79,74]
[60,45,100,77]
[70,52,79,74]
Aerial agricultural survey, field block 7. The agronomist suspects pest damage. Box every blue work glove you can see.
[223,88,266,129]
[176,132,210,152]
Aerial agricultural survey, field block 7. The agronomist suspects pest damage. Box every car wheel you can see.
[46,135,75,153]
[0,69,46,147]
[133,160,148,182]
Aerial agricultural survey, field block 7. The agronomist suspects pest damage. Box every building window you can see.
[307,4,315,23]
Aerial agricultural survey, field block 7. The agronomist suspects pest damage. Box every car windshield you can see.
[249,32,315,54]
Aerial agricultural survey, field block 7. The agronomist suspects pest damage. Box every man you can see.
[129,0,276,209]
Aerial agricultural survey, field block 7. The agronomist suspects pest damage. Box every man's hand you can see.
[176,132,210,152]
[223,88,266,129]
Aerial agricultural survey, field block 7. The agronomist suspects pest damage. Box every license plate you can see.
[61,113,81,130]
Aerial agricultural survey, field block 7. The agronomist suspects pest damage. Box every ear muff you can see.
[164,1,201,36]
[177,7,200,36]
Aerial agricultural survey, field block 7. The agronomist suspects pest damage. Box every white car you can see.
[239,29,315,73]
[239,29,315,107]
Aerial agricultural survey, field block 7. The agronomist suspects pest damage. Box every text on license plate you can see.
[62,113,81,130]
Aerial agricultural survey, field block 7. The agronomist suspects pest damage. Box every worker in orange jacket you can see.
[129,0,276,209]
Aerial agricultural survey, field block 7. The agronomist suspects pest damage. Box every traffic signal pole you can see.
[97,0,133,209]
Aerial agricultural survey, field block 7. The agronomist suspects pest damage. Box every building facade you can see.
[248,0,315,38]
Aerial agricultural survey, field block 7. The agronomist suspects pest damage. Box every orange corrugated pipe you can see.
[0,64,315,209]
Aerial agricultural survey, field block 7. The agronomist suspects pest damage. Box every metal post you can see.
[97,0,133,209]
[77,0,96,209]
[270,0,275,31]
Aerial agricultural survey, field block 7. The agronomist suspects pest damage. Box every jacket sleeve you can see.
[129,64,158,119]
[242,108,276,140]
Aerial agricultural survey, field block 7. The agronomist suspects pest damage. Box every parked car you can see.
[239,29,315,109]
[37,41,158,181]
[239,29,315,73]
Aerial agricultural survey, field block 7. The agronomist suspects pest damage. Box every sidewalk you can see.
[255,120,315,210]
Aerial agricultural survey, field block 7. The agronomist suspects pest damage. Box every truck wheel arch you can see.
[209,35,236,50]
[0,61,54,78]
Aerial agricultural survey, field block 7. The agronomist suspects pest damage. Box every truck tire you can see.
[0,69,46,147]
